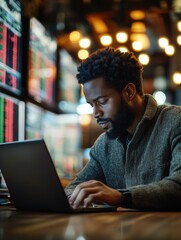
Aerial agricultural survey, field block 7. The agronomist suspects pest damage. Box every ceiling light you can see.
[69,31,81,42]
[153,91,166,105]
[79,38,91,48]
[132,41,143,51]
[177,35,181,45]
[138,53,150,65]
[173,72,181,85]
[165,45,175,56]
[177,21,181,32]
[130,10,145,20]
[116,32,128,43]
[130,33,150,49]
[100,35,112,46]
[118,46,129,52]
[158,37,169,49]
[131,22,146,33]
[78,49,89,60]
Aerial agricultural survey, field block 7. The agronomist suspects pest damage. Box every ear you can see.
[122,83,136,101]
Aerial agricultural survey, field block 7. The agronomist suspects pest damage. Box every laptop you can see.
[0,139,117,213]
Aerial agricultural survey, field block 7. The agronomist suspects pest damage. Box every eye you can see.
[97,98,108,106]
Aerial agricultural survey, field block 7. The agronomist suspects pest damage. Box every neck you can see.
[127,95,146,135]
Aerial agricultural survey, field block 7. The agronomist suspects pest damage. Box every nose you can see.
[93,105,103,119]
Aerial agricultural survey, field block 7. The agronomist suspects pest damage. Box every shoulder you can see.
[156,104,181,135]
[158,104,181,121]
[144,94,181,122]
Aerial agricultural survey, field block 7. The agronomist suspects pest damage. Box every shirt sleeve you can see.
[126,171,181,210]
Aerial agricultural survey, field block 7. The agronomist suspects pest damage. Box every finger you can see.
[74,187,105,208]
[83,192,102,208]
[72,187,97,208]
[69,183,85,205]
[69,180,100,205]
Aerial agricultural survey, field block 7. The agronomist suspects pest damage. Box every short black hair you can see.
[76,47,144,96]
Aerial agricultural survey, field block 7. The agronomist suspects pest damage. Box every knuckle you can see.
[89,180,101,185]
[84,195,94,206]
[81,188,87,195]
[88,194,94,202]
[76,183,83,191]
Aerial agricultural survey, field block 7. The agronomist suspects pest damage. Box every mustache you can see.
[97,118,113,124]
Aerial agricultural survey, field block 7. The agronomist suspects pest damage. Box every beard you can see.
[106,98,134,139]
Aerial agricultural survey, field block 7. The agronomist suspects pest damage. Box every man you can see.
[65,47,181,210]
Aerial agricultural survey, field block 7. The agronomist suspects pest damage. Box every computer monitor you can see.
[23,17,57,106]
[58,49,80,113]
[0,0,23,95]
[25,102,44,139]
[0,92,25,143]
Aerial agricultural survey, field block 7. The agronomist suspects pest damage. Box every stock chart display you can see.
[0,0,22,94]
[28,18,57,103]
[0,93,24,143]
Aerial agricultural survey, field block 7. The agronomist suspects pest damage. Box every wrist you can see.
[119,190,132,208]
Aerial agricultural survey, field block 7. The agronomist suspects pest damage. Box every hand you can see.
[68,180,122,208]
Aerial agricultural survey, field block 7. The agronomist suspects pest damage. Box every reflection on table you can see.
[0,206,181,240]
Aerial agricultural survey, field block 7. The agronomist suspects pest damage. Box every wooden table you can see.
[0,206,181,240]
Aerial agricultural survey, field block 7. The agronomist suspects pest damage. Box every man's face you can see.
[83,77,134,138]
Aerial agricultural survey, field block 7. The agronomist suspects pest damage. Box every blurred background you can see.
[0,0,181,184]
[24,0,181,94]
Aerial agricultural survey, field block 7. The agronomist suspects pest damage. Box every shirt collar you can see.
[142,94,158,121]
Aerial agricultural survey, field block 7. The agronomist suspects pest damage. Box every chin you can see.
[104,127,113,133]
